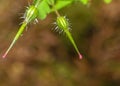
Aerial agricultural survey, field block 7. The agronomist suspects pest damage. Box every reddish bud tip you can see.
[2,53,7,59]
[78,53,82,59]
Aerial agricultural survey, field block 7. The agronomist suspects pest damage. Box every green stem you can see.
[65,30,82,59]
[51,1,61,17]
[2,22,27,58]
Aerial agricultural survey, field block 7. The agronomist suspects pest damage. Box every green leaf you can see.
[34,0,74,18]
[51,0,73,12]
[34,0,51,20]
[104,0,112,4]
[46,0,55,5]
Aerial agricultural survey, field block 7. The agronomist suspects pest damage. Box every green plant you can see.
[2,0,112,59]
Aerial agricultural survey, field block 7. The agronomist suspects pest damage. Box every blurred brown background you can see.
[0,0,120,86]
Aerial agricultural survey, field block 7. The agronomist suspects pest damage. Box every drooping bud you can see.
[2,5,38,58]
[56,16,82,59]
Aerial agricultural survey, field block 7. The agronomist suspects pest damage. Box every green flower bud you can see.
[25,5,38,23]
[2,5,38,58]
[56,16,82,59]
[56,16,69,31]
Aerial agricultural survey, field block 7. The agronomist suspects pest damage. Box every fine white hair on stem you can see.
[19,21,24,25]
[33,19,38,24]
[20,16,25,19]
[25,26,28,31]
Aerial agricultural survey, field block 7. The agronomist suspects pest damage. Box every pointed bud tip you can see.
[2,53,7,59]
[78,53,82,60]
